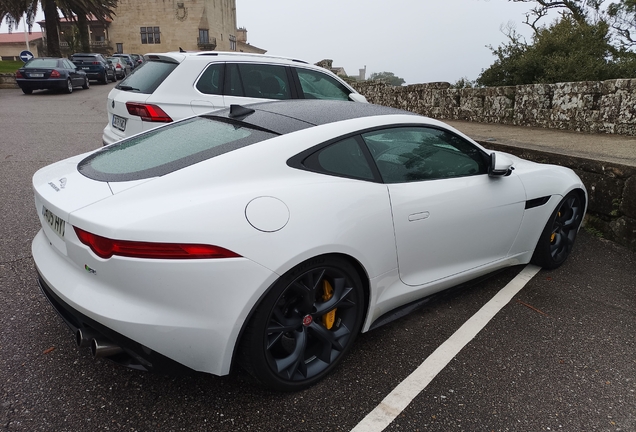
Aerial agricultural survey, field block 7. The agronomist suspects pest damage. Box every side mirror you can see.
[488,152,514,177]
[348,93,369,103]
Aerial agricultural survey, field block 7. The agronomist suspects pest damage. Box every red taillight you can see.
[125,102,173,122]
[50,70,61,78]
[16,70,23,78]
[74,227,241,260]
[116,64,122,69]
[92,61,100,65]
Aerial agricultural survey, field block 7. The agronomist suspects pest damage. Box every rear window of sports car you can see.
[78,117,277,182]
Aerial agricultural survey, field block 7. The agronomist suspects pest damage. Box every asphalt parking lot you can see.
[0,84,634,431]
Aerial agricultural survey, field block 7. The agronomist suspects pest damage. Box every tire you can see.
[65,78,73,94]
[239,256,365,391]
[101,71,108,84]
[82,77,90,90]
[110,71,117,82]
[22,88,33,95]
[531,190,584,269]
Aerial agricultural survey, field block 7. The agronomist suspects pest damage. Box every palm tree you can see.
[1,0,118,57]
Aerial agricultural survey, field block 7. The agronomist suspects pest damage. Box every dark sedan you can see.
[16,58,90,94]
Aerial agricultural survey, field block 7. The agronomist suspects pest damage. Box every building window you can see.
[199,29,209,44]
[141,26,161,44]
[116,43,123,53]
[229,35,236,51]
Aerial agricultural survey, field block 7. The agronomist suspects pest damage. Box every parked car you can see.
[112,53,136,70]
[32,100,586,391]
[16,57,90,94]
[130,53,144,67]
[71,53,116,84]
[102,51,368,145]
[107,57,131,80]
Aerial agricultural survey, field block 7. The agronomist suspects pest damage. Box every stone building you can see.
[32,0,265,57]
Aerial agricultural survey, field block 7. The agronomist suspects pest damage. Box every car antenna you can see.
[179,47,185,53]
[229,105,255,119]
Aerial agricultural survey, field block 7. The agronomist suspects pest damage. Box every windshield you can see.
[78,117,278,182]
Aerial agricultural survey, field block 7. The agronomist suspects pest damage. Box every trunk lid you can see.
[33,155,113,255]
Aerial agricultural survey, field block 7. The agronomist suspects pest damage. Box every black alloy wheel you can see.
[240,257,365,391]
[65,78,73,94]
[83,77,90,90]
[531,190,584,269]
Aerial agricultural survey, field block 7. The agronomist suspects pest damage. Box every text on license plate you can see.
[82,67,90,70]
[30,73,44,78]
[42,206,65,239]
[112,114,127,132]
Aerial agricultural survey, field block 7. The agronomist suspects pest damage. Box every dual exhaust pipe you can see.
[76,328,123,358]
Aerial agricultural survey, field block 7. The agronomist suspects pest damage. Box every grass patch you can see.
[0,60,23,74]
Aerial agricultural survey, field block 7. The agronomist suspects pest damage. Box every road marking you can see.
[351,264,542,432]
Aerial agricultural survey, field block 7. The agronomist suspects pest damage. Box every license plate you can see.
[42,206,65,239]
[112,114,127,131]
[30,73,44,78]
[82,67,90,70]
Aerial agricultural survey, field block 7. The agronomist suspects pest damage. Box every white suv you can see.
[102,51,368,145]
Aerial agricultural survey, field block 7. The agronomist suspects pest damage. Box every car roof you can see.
[207,100,417,135]
[144,51,309,65]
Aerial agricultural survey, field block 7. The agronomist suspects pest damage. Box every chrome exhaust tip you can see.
[75,328,95,348]
[91,338,124,358]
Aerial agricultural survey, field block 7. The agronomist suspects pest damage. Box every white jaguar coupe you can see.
[32,100,586,391]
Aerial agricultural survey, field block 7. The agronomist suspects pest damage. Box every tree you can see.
[1,0,118,57]
[477,16,633,86]
[477,1,636,86]
[510,0,636,48]
[607,0,636,48]
[368,71,406,86]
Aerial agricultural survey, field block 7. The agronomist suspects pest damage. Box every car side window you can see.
[295,68,350,101]
[225,63,290,100]
[303,137,374,181]
[196,63,223,95]
[362,127,488,183]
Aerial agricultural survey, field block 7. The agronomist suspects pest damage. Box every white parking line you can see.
[351,264,542,432]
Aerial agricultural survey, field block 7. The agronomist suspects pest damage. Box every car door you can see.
[191,63,225,115]
[361,126,526,286]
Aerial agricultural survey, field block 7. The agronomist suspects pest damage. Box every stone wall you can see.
[352,79,636,135]
[0,73,17,89]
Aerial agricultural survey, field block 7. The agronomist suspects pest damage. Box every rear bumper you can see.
[102,123,124,146]
[83,70,106,80]
[36,269,191,373]
[17,78,67,90]
[32,228,278,376]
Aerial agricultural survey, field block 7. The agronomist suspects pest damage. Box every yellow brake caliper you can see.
[551,212,561,243]
[322,280,337,330]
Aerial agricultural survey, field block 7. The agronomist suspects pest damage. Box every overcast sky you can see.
[235,0,551,84]
[2,0,552,84]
